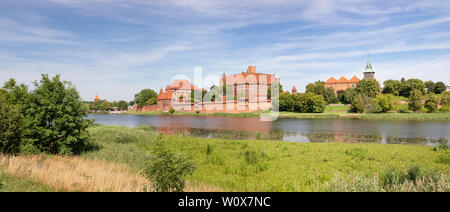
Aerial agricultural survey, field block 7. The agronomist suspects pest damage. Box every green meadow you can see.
[82,125,450,192]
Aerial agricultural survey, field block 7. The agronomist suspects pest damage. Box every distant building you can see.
[94,94,99,101]
[447,85,450,91]
[325,76,360,93]
[363,60,375,80]
[325,59,376,93]
[292,86,297,94]
[134,66,279,113]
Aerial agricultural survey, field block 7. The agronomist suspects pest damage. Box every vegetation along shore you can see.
[1,125,449,192]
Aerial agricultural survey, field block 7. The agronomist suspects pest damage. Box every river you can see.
[87,114,450,145]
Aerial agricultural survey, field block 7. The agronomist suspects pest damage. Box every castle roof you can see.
[326,77,337,84]
[349,76,360,83]
[292,86,297,91]
[157,88,165,100]
[337,76,348,83]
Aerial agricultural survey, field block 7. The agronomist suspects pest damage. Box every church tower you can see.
[363,54,375,80]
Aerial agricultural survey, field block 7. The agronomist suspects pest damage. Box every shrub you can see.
[144,135,195,192]
[350,94,380,113]
[0,91,24,154]
[424,93,439,113]
[433,143,449,152]
[196,110,200,114]
[408,89,423,112]
[441,91,450,107]
[299,92,326,113]
[374,94,399,113]
[169,108,175,114]
[438,106,450,113]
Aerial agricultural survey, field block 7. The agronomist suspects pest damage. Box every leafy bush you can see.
[374,94,399,112]
[441,91,450,107]
[350,94,380,113]
[144,135,195,192]
[0,91,24,154]
[169,108,175,114]
[424,93,439,113]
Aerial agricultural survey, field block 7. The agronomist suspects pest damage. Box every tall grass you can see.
[82,125,449,192]
[0,154,152,192]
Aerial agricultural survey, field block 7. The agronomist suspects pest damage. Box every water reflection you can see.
[87,114,450,146]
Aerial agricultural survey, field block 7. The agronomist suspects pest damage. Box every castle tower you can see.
[363,54,375,80]
[94,94,99,101]
[292,86,297,94]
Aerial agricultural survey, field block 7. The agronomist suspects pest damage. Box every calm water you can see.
[87,114,450,145]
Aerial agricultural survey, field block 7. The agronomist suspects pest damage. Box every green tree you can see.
[305,81,336,104]
[134,89,158,106]
[382,80,401,96]
[434,82,446,94]
[408,89,423,112]
[298,92,326,113]
[424,81,435,94]
[144,135,195,192]
[117,100,129,110]
[343,88,357,104]
[400,79,425,97]
[129,100,135,106]
[279,92,294,112]
[356,79,381,98]
[374,94,399,113]
[351,94,380,113]
[424,93,439,113]
[441,91,450,107]
[337,90,345,103]
[21,74,93,155]
[0,91,23,154]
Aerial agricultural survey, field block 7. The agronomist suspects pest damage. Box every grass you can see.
[0,171,56,192]
[81,125,449,192]
[122,105,450,121]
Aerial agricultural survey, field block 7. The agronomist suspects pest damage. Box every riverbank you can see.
[1,125,448,192]
[118,106,450,121]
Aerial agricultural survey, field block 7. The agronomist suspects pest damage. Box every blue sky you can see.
[1,0,450,101]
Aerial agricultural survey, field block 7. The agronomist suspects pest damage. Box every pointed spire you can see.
[94,94,99,101]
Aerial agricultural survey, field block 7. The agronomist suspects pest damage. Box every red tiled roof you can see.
[326,77,337,84]
[349,76,360,83]
[337,76,348,83]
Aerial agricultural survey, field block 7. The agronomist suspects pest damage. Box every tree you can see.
[22,74,93,155]
[144,135,195,192]
[356,79,381,98]
[337,90,346,103]
[441,91,450,107]
[129,100,135,106]
[0,91,23,154]
[434,82,446,94]
[279,92,294,112]
[134,89,158,106]
[343,88,357,104]
[424,93,439,113]
[382,80,402,96]
[374,94,399,113]
[408,89,423,112]
[424,81,435,94]
[117,100,129,110]
[400,79,425,97]
[305,81,336,104]
[298,92,326,113]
